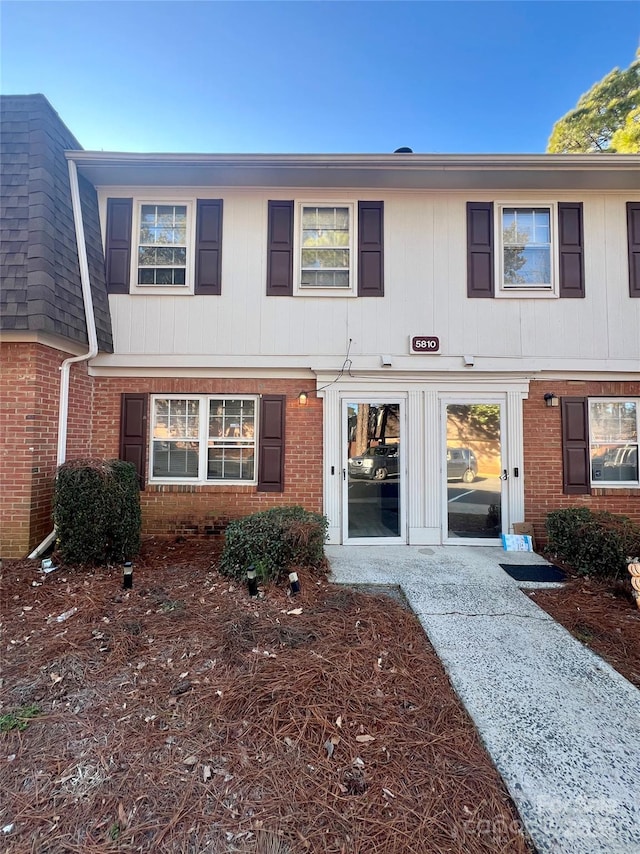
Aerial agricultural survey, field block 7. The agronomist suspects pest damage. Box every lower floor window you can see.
[151,396,257,482]
[590,399,639,485]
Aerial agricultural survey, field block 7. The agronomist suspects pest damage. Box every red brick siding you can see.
[92,377,323,537]
[0,342,93,557]
[523,380,640,545]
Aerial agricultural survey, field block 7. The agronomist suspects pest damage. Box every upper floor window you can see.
[105,197,222,295]
[299,204,353,290]
[500,206,553,290]
[590,399,639,486]
[137,204,188,286]
[266,200,383,298]
[467,201,583,299]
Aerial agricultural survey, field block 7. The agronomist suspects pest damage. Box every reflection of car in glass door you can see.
[348,445,399,480]
[446,447,478,483]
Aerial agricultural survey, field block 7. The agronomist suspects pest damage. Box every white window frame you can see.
[589,397,639,487]
[149,394,259,485]
[494,202,560,299]
[130,199,196,295]
[294,201,357,297]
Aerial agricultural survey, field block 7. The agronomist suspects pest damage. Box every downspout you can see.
[28,158,99,558]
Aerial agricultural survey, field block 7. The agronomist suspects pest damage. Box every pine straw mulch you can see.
[0,537,532,854]
[526,569,640,689]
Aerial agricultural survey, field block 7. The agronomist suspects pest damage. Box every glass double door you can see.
[342,398,506,544]
[344,401,403,542]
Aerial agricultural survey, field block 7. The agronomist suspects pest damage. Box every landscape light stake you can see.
[123,561,133,590]
[246,566,259,597]
[289,571,300,595]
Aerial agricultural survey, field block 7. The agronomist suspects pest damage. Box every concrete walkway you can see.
[326,545,640,854]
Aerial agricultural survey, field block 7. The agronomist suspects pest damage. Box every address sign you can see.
[410,335,440,354]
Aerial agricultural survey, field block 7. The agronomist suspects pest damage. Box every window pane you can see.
[592,444,638,483]
[153,441,199,478]
[301,270,350,288]
[514,211,533,242]
[590,401,637,442]
[504,246,551,286]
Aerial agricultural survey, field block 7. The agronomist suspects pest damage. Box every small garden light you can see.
[123,561,133,590]
[289,571,300,595]
[246,566,259,597]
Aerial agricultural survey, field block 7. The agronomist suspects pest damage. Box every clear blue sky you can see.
[2,1,638,154]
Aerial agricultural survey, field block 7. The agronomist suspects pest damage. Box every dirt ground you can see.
[527,570,640,689]
[1,537,532,854]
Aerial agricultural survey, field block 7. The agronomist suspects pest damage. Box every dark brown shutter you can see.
[627,202,640,298]
[195,199,223,294]
[558,203,584,298]
[266,201,293,296]
[358,201,384,297]
[257,394,285,491]
[120,393,148,489]
[105,198,133,294]
[561,397,590,494]
[467,202,494,297]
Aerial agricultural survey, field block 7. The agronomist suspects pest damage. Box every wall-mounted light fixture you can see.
[381,354,393,367]
[298,391,308,406]
[463,355,475,368]
[544,393,559,408]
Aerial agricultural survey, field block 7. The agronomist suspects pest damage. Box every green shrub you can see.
[546,507,640,580]
[545,507,593,560]
[54,459,141,565]
[220,505,328,582]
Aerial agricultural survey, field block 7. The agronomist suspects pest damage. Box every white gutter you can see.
[28,158,99,559]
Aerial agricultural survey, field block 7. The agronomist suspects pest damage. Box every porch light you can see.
[298,391,308,406]
[544,393,559,408]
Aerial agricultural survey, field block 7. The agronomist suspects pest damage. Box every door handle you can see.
[500,469,509,481]
[343,468,346,481]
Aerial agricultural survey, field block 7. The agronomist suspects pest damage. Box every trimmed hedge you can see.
[546,507,640,580]
[54,459,141,565]
[220,505,328,582]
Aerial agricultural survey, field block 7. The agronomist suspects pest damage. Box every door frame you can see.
[440,396,507,546]
[341,396,407,545]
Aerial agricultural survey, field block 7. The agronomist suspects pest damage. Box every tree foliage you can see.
[547,51,640,153]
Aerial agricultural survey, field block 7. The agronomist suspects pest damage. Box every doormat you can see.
[499,563,566,583]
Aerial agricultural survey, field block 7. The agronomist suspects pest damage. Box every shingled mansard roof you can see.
[0,94,112,352]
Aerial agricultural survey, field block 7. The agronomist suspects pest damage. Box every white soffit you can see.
[68,152,640,191]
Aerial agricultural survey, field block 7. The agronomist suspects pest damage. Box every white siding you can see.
[99,188,640,371]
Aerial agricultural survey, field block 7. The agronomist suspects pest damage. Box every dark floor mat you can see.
[500,563,566,583]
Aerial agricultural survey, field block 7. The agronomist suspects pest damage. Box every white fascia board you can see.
[88,352,640,378]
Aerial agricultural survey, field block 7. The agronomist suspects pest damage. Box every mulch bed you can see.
[0,537,532,854]
[527,571,640,689]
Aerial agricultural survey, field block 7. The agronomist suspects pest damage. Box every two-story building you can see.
[2,95,639,557]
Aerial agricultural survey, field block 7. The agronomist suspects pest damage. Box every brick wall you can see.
[0,342,93,557]
[524,379,640,545]
[92,377,323,537]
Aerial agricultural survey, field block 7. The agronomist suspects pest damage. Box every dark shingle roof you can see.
[0,94,112,351]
